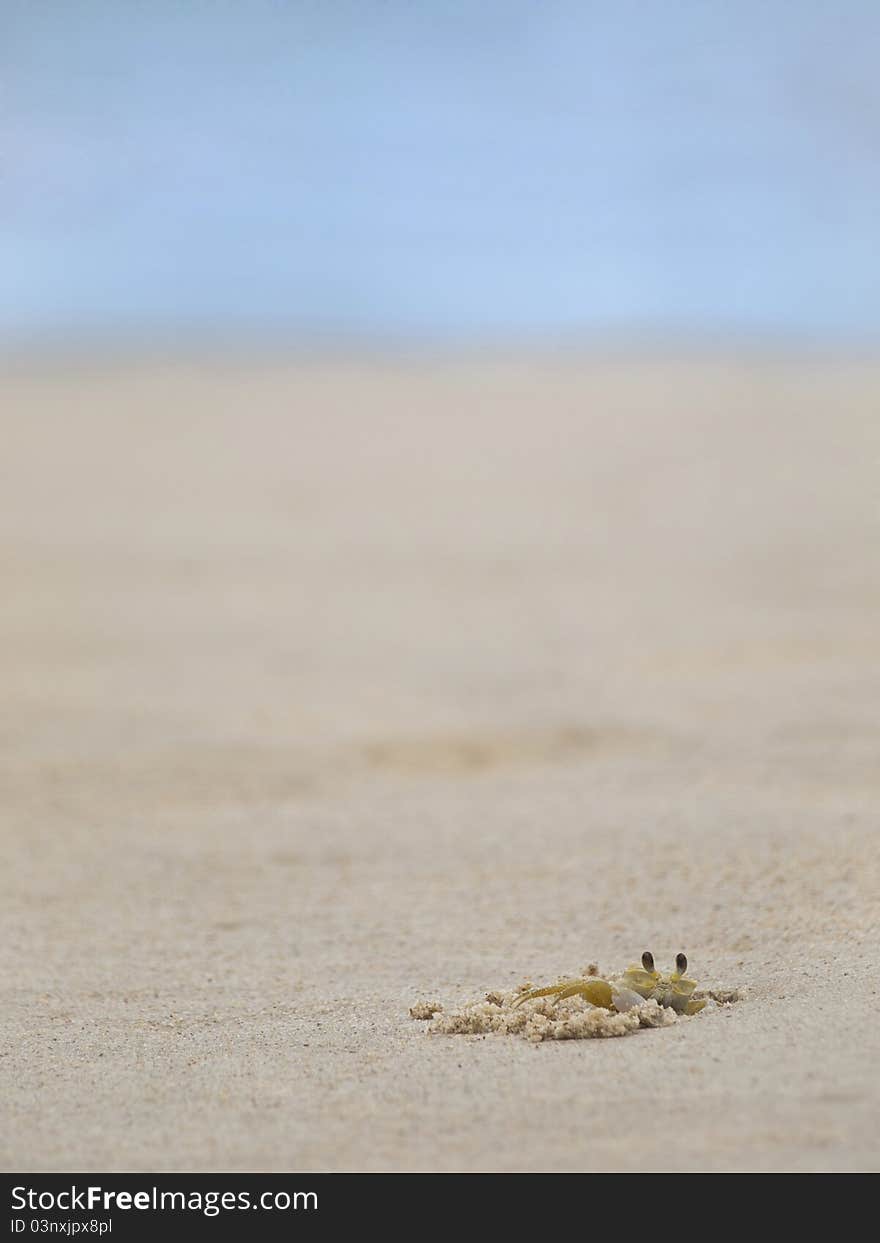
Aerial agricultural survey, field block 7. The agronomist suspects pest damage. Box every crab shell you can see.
[621,963,700,1014]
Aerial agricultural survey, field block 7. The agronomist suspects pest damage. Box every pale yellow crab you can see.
[513,952,706,1016]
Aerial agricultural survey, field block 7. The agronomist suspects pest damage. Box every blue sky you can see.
[3,1,880,344]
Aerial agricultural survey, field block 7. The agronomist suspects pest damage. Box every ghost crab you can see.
[513,951,706,1016]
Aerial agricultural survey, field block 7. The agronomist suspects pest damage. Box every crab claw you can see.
[610,987,646,1012]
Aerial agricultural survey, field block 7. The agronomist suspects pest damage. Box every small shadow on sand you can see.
[361,724,658,777]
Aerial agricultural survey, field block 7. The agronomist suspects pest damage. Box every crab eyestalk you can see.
[622,952,661,999]
[675,952,688,976]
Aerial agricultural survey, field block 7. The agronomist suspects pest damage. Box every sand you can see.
[1,351,879,1172]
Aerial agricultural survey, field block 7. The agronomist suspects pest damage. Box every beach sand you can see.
[2,352,878,1172]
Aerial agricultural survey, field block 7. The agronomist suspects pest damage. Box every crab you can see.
[513,951,706,1016]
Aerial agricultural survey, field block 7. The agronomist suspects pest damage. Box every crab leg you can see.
[513,978,614,1010]
[512,982,573,1007]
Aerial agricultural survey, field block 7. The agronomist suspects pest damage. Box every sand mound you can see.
[412,977,740,1043]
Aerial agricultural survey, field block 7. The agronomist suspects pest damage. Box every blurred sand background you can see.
[2,352,879,1172]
